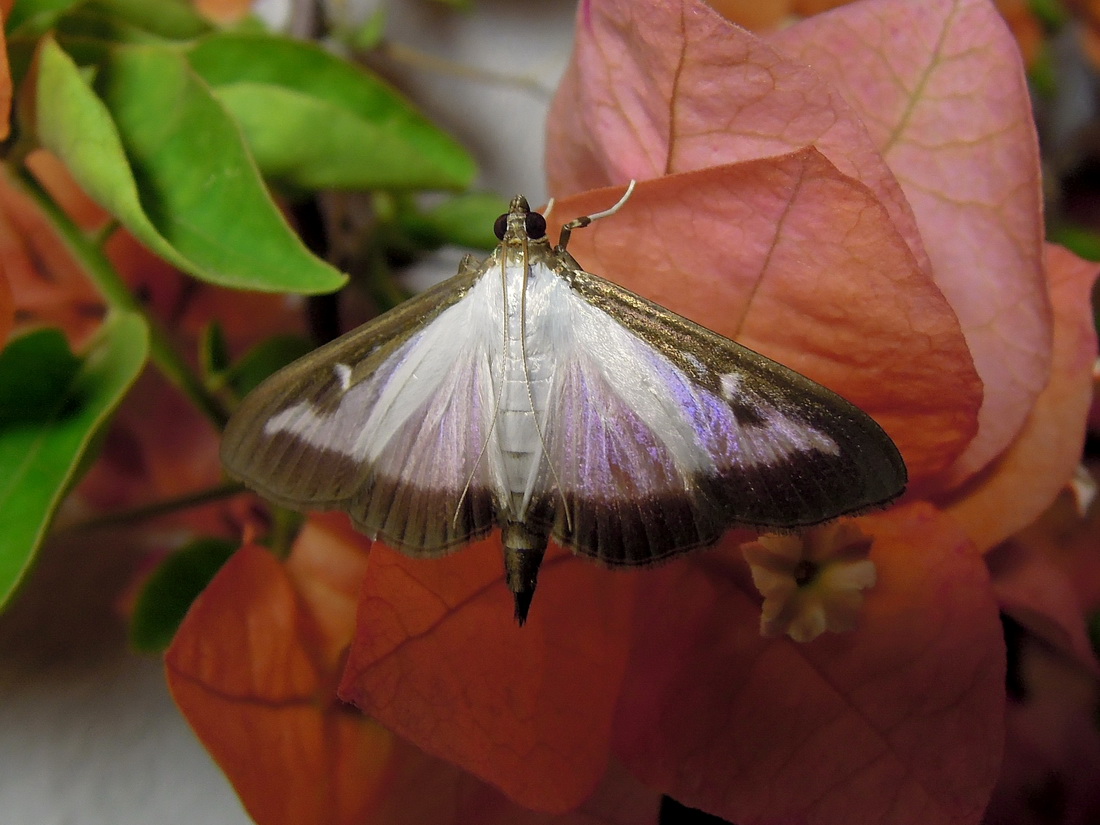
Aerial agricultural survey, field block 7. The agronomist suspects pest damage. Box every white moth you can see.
[221,185,906,623]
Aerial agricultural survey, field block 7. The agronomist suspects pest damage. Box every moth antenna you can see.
[517,238,572,531]
[454,390,501,532]
[557,179,637,250]
[453,252,511,530]
[542,198,555,221]
[586,178,636,221]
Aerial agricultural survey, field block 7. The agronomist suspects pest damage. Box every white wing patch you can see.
[535,276,840,501]
[263,377,377,458]
[333,362,353,391]
[720,372,740,400]
[263,275,504,495]
[355,281,498,466]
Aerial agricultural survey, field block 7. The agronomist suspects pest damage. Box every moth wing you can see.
[221,259,499,554]
[539,266,907,566]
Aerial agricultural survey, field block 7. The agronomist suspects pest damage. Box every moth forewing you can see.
[560,266,907,527]
[221,187,907,625]
[219,252,493,538]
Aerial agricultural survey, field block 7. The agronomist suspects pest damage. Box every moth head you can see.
[494,195,548,245]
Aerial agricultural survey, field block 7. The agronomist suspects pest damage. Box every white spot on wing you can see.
[683,352,705,375]
[738,410,840,467]
[720,372,741,400]
[334,363,352,391]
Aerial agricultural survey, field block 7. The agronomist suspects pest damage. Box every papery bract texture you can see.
[340,538,640,813]
[944,244,1098,550]
[987,539,1100,673]
[549,0,932,278]
[171,1,1075,823]
[771,0,1048,486]
[614,504,1005,825]
[169,518,660,825]
[342,503,1006,823]
[167,522,392,825]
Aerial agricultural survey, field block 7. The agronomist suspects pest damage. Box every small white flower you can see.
[1070,463,1097,517]
[742,521,877,643]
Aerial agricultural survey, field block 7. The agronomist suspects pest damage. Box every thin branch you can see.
[12,167,231,429]
[64,481,248,533]
[376,40,554,99]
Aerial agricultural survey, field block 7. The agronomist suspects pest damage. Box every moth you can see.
[221,184,907,623]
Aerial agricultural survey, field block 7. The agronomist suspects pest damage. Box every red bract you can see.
[172,1,1097,824]
[168,517,661,824]
[0,152,109,347]
[167,520,392,825]
[945,245,1098,551]
[193,0,254,24]
[614,504,1003,823]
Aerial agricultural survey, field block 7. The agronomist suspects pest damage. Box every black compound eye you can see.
[525,211,547,239]
[493,214,509,241]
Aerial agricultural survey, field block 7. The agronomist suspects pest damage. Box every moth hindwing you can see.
[221,187,907,624]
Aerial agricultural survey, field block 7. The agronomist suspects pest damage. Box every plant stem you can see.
[13,167,230,429]
[64,481,247,532]
[376,40,554,99]
[267,506,304,559]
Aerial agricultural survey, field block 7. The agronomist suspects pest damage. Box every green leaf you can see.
[1048,222,1100,263]
[130,537,236,652]
[198,320,230,380]
[82,0,212,40]
[54,11,158,46]
[7,0,80,37]
[0,331,82,420]
[35,38,346,295]
[53,11,185,47]
[401,192,510,250]
[224,334,313,397]
[0,312,149,610]
[12,0,211,40]
[339,5,387,51]
[48,0,213,48]
[187,33,476,191]
[1028,0,1068,30]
